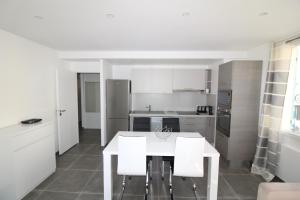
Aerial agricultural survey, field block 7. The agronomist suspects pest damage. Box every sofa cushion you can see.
[257,183,300,200]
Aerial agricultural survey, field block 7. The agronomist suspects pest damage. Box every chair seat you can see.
[133,117,151,132]
[162,156,174,173]
[147,156,152,162]
[162,156,174,162]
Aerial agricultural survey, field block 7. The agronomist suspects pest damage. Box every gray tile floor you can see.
[23,129,264,200]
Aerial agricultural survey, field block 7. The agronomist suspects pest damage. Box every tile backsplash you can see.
[132,92,207,111]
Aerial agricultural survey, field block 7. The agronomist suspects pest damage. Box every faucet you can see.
[145,104,152,112]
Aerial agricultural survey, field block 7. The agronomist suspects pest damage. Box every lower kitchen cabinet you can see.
[180,117,207,133]
[215,130,229,159]
[180,117,215,144]
[129,115,216,144]
[206,117,215,144]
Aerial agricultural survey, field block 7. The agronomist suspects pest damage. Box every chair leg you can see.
[161,161,165,180]
[122,176,126,190]
[120,176,126,200]
[145,170,149,200]
[192,183,197,199]
[149,159,153,180]
[169,165,173,200]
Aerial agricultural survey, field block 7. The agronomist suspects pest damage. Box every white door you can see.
[81,73,101,129]
[56,64,79,155]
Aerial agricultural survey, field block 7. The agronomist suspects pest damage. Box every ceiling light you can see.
[105,13,115,19]
[182,12,190,17]
[258,12,269,16]
[33,15,44,20]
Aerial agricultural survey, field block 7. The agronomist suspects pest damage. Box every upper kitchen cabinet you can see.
[132,68,173,93]
[173,69,206,91]
[218,62,232,90]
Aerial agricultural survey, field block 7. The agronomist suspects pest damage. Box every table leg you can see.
[103,153,112,200]
[207,156,219,200]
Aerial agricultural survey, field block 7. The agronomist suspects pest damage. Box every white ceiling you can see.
[0,0,300,51]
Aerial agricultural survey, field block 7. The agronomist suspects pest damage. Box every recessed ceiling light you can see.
[33,15,44,20]
[258,12,269,16]
[182,12,191,17]
[105,13,115,19]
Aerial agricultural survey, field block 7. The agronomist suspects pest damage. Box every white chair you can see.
[161,117,180,180]
[117,135,150,200]
[169,137,205,199]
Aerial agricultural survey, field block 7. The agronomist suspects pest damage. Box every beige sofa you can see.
[257,183,300,200]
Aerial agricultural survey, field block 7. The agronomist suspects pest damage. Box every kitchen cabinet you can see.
[206,117,215,144]
[215,130,229,159]
[216,60,262,166]
[132,68,173,93]
[180,117,207,133]
[173,69,206,91]
[180,117,215,144]
[129,114,216,144]
[0,122,56,200]
[218,63,232,90]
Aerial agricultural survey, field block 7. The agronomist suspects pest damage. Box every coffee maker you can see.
[197,105,213,115]
[207,106,213,115]
[197,106,206,114]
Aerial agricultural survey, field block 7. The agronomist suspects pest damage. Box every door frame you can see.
[60,60,111,147]
[67,62,102,144]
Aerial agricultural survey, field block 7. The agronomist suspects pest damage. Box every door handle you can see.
[58,109,66,116]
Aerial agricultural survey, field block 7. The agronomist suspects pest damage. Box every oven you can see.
[217,111,231,137]
[217,90,232,137]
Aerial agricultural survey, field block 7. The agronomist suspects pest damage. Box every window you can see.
[291,47,300,130]
[282,46,300,131]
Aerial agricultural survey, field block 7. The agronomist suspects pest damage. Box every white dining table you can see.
[103,131,220,200]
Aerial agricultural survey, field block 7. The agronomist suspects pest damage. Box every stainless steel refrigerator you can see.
[106,79,131,143]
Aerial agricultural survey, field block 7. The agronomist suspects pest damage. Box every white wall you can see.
[0,29,59,130]
[112,65,132,79]
[70,61,101,73]
[100,60,112,146]
[277,132,300,182]
[246,43,272,125]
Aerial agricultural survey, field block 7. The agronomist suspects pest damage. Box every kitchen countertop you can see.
[129,110,215,118]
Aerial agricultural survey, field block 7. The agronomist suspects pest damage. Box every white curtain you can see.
[251,42,295,181]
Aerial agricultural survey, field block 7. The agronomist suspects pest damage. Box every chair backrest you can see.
[133,117,151,132]
[117,136,147,176]
[162,118,180,132]
[173,137,205,177]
